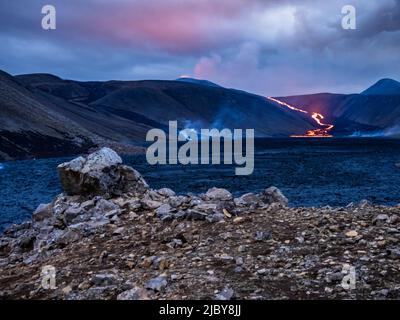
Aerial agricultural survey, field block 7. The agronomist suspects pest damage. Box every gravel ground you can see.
[1,203,399,300]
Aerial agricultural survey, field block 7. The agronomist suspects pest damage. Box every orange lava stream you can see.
[266,96,308,114]
[267,97,334,137]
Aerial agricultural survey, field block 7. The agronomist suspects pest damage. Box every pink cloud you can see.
[65,0,255,53]
[194,54,221,78]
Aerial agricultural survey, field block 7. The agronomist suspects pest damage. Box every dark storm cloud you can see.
[0,0,399,96]
[354,0,400,36]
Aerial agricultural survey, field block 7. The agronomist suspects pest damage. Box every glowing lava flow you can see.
[267,97,334,137]
[267,96,308,114]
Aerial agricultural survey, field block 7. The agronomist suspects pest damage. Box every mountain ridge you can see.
[0,70,316,160]
[361,78,400,95]
[175,77,221,88]
[2,71,400,161]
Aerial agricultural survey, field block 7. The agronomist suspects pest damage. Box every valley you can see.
[1,70,400,160]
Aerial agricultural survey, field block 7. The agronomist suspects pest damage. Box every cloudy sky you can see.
[0,0,399,96]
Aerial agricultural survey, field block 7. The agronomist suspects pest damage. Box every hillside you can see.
[0,71,96,160]
[278,79,400,136]
[361,79,400,95]
[1,70,317,160]
[3,71,400,161]
[17,73,315,137]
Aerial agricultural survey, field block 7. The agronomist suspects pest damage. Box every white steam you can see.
[351,125,400,138]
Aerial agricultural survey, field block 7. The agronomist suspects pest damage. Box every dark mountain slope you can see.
[0,71,95,160]
[1,71,317,159]
[277,93,348,123]
[88,80,316,137]
[7,71,400,160]
[279,80,400,136]
[361,78,400,95]
[176,77,221,87]
[15,74,316,138]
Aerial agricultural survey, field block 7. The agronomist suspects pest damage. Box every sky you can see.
[0,0,399,96]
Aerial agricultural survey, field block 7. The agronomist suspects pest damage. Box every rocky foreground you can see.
[0,148,400,300]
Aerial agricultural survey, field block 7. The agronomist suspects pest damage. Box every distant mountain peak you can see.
[361,78,400,95]
[176,77,221,88]
[15,72,63,84]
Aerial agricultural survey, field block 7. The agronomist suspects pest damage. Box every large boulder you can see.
[58,148,148,198]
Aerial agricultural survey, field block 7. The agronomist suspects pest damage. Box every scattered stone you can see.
[160,215,173,222]
[373,214,389,225]
[32,203,53,222]
[168,196,186,208]
[326,272,343,283]
[155,204,172,218]
[113,227,125,236]
[157,188,176,197]
[186,210,207,221]
[117,287,150,300]
[121,199,141,212]
[219,253,234,261]
[257,269,267,275]
[236,257,244,266]
[141,257,155,268]
[234,193,260,207]
[95,199,120,214]
[146,276,168,292]
[61,285,73,295]
[259,187,288,206]
[387,248,400,259]
[389,215,399,224]
[168,239,183,248]
[233,217,245,223]
[223,209,232,218]
[90,273,120,286]
[254,231,271,241]
[56,230,81,246]
[215,286,234,300]
[194,203,218,214]
[357,199,371,209]
[64,206,83,224]
[345,230,359,238]
[18,235,35,250]
[153,257,170,271]
[142,199,163,210]
[206,213,225,223]
[375,289,390,298]
[80,199,96,211]
[205,188,233,201]
[173,211,187,220]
